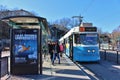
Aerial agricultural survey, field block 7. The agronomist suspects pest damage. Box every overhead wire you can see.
[82,0,95,14]
[81,0,95,22]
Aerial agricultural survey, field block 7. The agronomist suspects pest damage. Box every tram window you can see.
[80,34,98,45]
[74,34,80,44]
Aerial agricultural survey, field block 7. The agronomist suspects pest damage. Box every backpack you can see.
[59,44,63,52]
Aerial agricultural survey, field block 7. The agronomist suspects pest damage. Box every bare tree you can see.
[53,18,70,27]
[97,27,103,35]
[111,25,120,48]
[69,19,79,28]
[53,17,79,29]
[0,5,8,11]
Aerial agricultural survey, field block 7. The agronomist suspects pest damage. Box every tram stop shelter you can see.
[2,16,49,75]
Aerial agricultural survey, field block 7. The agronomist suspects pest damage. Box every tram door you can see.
[63,39,66,53]
[69,35,73,60]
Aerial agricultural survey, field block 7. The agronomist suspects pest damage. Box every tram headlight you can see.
[88,50,90,52]
[92,50,95,52]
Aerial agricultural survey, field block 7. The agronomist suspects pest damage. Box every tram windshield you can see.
[75,34,98,45]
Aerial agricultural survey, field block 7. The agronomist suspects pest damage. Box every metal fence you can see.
[100,50,120,64]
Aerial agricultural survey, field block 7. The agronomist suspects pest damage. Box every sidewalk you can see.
[2,53,90,80]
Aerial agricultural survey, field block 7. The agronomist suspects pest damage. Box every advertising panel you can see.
[12,29,38,64]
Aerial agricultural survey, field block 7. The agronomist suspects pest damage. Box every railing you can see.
[100,49,120,64]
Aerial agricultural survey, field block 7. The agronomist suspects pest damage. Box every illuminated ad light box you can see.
[11,29,39,75]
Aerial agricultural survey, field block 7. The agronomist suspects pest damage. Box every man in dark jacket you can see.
[48,41,54,61]
[52,41,60,65]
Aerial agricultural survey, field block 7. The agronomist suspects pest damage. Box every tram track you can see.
[75,62,102,80]
[76,60,120,80]
[72,50,120,80]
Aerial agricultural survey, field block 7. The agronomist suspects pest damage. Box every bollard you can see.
[104,50,106,60]
[117,51,119,64]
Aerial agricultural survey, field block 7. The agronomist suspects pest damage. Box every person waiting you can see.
[52,42,60,65]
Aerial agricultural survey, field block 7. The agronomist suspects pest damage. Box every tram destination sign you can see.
[85,27,97,32]
[79,27,97,32]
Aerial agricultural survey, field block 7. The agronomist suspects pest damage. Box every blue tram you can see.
[59,26,100,62]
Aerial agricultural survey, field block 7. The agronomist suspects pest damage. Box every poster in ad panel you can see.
[12,29,38,64]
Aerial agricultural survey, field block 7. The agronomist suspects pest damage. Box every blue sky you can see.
[1,0,120,33]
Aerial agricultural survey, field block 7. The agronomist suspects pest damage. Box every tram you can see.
[59,26,100,62]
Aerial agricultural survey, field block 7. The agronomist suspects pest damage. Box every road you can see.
[78,50,120,80]
[80,60,120,80]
